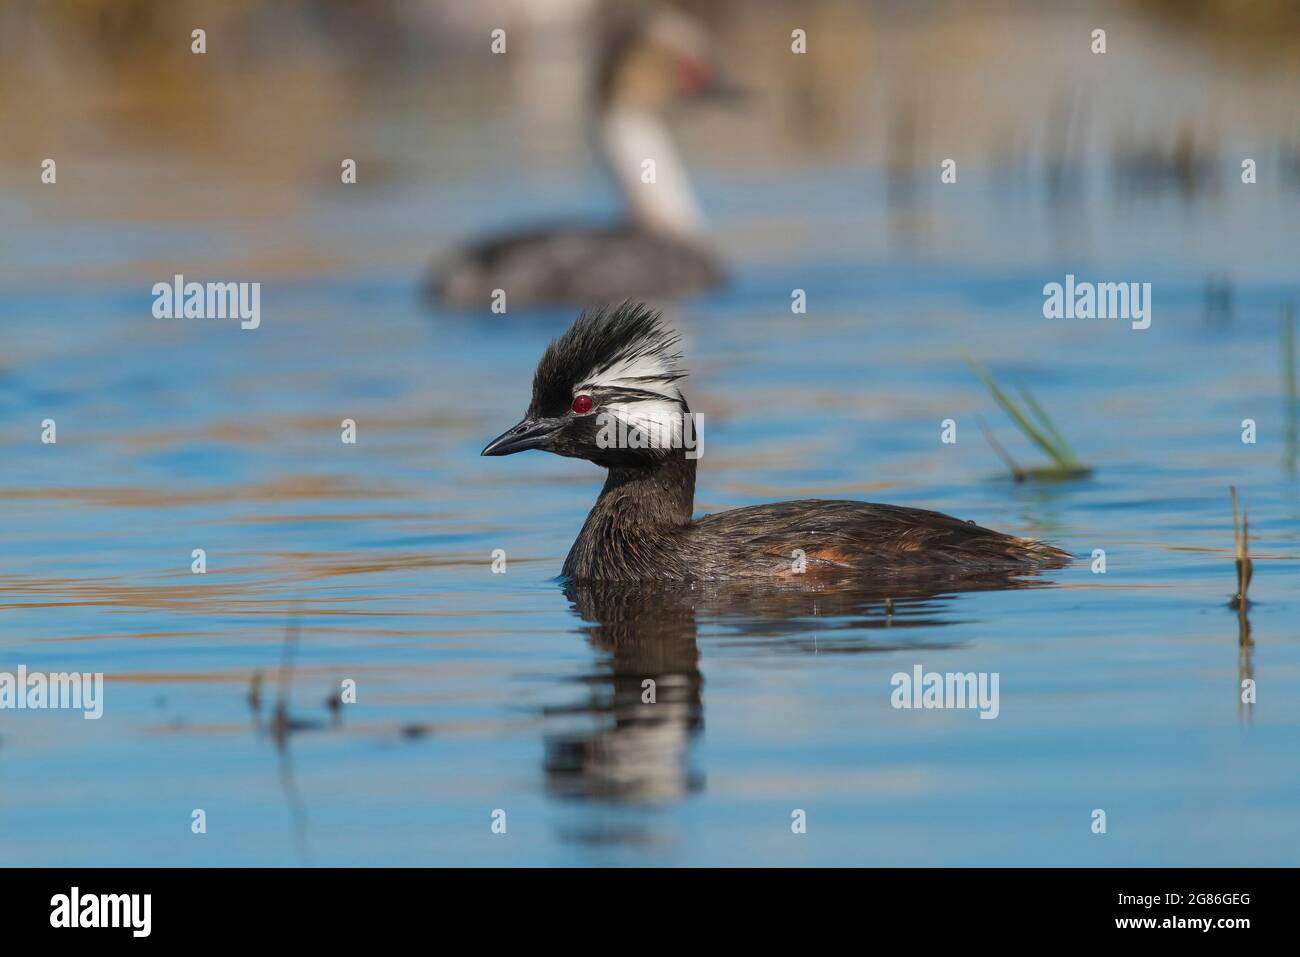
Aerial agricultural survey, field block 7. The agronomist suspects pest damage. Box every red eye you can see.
[571,394,594,415]
[677,56,710,93]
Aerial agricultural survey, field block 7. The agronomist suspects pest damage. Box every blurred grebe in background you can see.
[430,10,736,310]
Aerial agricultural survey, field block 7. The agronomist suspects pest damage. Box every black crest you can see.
[530,301,686,416]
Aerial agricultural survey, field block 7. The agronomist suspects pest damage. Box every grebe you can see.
[431,11,731,309]
[481,302,1072,581]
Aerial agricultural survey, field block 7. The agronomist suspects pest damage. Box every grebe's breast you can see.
[431,223,724,310]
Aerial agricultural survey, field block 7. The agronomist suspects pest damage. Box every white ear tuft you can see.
[603,400,685,449]
[577,351,682,400]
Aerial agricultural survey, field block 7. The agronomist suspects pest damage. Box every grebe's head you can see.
[596,9,741,113]
[481,301,692,468]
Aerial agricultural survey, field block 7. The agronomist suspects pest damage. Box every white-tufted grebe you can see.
[431,10,733,309]
[481,302,1072,581]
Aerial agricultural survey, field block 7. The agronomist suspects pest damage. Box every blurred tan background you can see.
[4,0,1299,286]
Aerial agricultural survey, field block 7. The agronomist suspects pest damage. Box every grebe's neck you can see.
[598,108,705,240]
[597,453,696,524]
[563,453,697,579]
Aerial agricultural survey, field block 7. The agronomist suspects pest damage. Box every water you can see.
[3,8,1300,866]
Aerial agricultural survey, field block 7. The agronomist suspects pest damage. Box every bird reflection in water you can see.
[543,569,1057,807]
